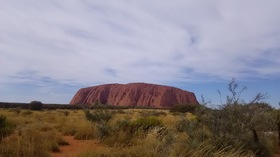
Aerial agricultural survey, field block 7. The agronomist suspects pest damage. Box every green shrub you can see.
[139,110,167,117]
[84,110,113,123]
[130,116,163,132]
[100,117,163,146]
[170,104,198,113]
[96,122,111,139]
[29,101,43,110]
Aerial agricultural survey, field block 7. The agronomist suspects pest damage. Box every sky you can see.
[0,0,280,107]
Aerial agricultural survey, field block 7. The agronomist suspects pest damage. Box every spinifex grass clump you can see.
[129,116,163,132]
[0,109,76,157]
[100,116,164,147]
[84,110,113,123]
[79,110,115,140]
[0,126,66,157]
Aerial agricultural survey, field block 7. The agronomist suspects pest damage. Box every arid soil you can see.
[52,136,104,157]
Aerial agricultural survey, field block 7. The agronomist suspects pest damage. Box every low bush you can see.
[29,101,43,111]
[84,110,113,123]
[130,116,163,132]
[96,122,111,139]
[170,104,198,113]
[139,110,167,117]
[100,117,163,146]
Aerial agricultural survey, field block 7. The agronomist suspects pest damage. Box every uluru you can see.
[70,83,198,108]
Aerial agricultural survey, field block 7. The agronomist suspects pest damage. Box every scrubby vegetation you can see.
[0,78,279,157]
[170,104,198,113]
[0,105,278,157]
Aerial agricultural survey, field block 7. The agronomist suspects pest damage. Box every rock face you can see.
[70,83,199,108]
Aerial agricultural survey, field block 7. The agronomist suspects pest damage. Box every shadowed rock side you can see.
[70,83,199,108]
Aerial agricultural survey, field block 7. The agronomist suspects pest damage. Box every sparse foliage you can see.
[84,110,113,123]
[226,78,247,105]
[130,116,163,132]
[198,78,273,157]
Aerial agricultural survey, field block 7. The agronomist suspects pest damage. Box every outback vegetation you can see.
[0,78,279,157]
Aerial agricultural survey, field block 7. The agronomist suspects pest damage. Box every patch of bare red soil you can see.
[52,136,103,157]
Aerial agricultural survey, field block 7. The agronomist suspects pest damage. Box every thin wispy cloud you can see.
[0,0,279,104]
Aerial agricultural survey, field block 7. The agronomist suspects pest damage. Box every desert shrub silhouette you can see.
[29,101,43,110]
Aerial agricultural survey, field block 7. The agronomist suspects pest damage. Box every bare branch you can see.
[200,94,212,106]
[249,92,269,104]
[217,90,223,105]
[227,78,247,105]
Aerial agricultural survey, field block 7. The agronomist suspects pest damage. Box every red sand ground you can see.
[52,136,104,157]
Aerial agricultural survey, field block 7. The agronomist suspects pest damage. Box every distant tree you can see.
[29,101,43,110]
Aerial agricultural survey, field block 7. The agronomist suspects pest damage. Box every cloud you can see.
[0,0,280,88]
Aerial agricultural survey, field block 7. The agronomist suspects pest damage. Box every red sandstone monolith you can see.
[70,83,199,108]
